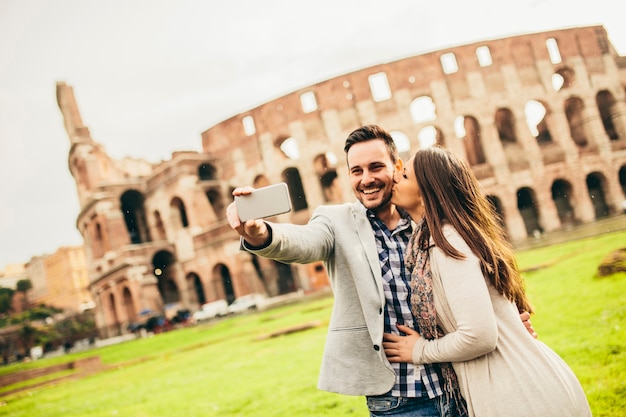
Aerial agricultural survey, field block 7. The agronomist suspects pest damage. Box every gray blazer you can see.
[247,202,396,396]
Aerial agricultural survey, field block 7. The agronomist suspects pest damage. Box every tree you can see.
[19,323,37,356]
[0,287,14,315]
[16,279,32,312]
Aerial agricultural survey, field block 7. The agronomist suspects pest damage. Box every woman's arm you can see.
[413,235,498,363]
[384,227,499,364]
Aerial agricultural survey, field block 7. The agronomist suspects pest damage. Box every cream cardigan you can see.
[411,225,592,417]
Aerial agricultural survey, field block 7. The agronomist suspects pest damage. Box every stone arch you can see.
[455,115,485,165]
[122,286,136,324]
[275,135,300,160]
[107,292,120,336]
[212,263,235,304]
[564,96,588,147]
[390,130,412,162]
[92,222,105,258]
[313,153,336,175]
[551,179,576,226]
[586,172,610,219]
[170,197,189,228]
[517,187,542,237]
[152,250,180,306]
[495,108,518,144]
[314,152,342,204]
[186,272,206,307]
[410,96,437,123]
[205,188,226,219]
[198,162,218,180]
[418,125,445,148]
[253,174,271,188]
[525,100,553,144]
[120,189,151,244]
[282,167,308,211]
[596,90,620,140]
[552,66,575,91]
[275,261,297,295]
[153,210,166,240]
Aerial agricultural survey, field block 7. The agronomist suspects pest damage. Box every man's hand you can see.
[520,311,538,339]
[383,323,421,364]
[226,187,271,247]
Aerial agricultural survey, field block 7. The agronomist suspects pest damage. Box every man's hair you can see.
[344,125,398,163]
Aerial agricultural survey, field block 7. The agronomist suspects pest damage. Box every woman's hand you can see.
[383,323,421,363]
[520,311,538,339]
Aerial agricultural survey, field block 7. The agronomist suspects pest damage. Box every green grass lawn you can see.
[1,231,624,416]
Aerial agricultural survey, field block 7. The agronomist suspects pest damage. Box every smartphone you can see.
[234,182,292,221]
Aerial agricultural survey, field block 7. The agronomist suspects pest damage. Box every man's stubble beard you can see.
[360,186,394,216]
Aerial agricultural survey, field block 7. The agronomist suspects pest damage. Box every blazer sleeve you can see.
[412,226,498,364]
[245,206,336,264]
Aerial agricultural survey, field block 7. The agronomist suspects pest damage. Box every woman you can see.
[383,146,592,417]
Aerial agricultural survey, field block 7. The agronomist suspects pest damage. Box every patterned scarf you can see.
[406,222,467,416]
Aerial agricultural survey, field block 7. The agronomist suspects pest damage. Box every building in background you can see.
[0,264,26,291]
[0,247,93,315]
[0,263,27,314]
[32,246,93,313]
[57,25,626,339]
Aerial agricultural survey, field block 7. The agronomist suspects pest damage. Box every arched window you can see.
[410,96,437,123]
[205,188,226,219]
[455,115,486,165]
[120,189,151,244]
[153,211,166,240]
[564,97,588,147]
[314,153,343,204]
[170,197,189,228]
[551,179,575,225]
[517,187,542,236]
[276,136,300,160]
[525,100,552,144]
[586,172,610,219]
[282,167,308,211]
[552,66,575,91]
[596,90,620,140]
[418,126,444,148]
[198,163,218,180]
[495,108,518,144]
[153,250,180,305]
[390,131,411,161]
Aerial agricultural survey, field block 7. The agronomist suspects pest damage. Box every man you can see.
[227,125,534,416]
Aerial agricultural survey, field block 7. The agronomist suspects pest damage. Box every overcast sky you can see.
[1,0,624,271]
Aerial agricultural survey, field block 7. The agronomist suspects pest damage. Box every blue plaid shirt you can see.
[367,208,444,399]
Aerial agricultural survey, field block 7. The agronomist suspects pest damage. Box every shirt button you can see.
[373,345,380,351]
[379,307,383,314]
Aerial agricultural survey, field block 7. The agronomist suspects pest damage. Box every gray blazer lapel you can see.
[350,203,386,305]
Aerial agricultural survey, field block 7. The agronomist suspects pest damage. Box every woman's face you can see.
[391,155,425,218]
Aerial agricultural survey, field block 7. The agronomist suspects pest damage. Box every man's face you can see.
[346,139,397,213]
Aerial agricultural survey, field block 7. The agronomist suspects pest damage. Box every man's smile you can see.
[362,187,382,195]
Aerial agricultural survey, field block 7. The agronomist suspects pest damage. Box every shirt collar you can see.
[363,205,412,230]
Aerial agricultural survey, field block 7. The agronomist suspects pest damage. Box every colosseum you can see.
[56,25,626,338]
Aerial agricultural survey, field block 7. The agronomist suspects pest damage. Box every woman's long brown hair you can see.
[413,146,534,313]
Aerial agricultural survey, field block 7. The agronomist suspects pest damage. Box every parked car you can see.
[227,293,266,314]
[192,300,228,322]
